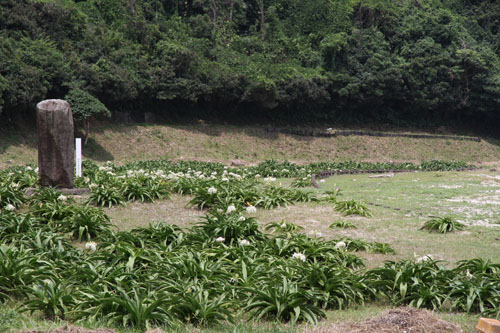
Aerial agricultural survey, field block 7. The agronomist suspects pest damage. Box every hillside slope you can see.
[1,124,499,167]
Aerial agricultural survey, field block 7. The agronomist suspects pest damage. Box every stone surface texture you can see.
[37,99,75,188]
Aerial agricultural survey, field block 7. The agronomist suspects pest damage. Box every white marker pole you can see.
[75,138,82,177]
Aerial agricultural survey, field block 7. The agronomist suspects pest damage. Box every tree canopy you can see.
[1,0,499,125]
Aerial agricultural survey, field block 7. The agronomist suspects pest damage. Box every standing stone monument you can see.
[37,99,74,188]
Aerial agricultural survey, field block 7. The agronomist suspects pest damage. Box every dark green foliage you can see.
[62,205,112,241]
[64,89,110,123]
[65,89,110,144]
[1,0,499,125]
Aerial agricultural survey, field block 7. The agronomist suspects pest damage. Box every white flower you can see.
[292,252,306,262]
[465,269,473,279]
[264,177,276,182]
[84,177,90,183]
[280,222,287,228]
[35,167,39,172]
[26,166,33,171]
[43,279,53,285]
[335,241,347,250]
[246,205,257,214]
[11,183,19,189]
[281,169,289,173]
[238,216,246,222]
[308,230,322,238]
[85,241,97,251]
[213,217,218,221]
[215,237,225,243]
[208,187,217,194]
[4,204,15,212]
[239,239,250,246]
[216,208,224,214]
[57,195,67,202]
[221,177,229,182]
[319,179,325,183]
[416,254,433,263]
[255,174,261,178]
[226,205,236,214]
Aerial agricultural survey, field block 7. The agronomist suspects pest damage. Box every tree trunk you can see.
[84,119,90,145]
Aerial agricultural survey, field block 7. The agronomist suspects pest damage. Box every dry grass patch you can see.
[105,194,204,230]
[2,124,500,167]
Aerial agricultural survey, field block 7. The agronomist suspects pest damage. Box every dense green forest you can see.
[1,0,500,125]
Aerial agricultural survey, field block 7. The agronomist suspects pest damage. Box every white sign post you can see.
[75,138,82,177]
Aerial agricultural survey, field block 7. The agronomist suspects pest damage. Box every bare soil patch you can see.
[307,307,462,333]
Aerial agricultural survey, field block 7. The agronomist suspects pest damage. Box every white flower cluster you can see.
[222,170,242,180]
[57,195,67,202]
[246,205,257,214]
[85,241,97,251]
[99,166,113,172]
[226,205,236,214]
[207,186,217,194]
[264,177,277,182]
[215,237,225,243]
[308,230,323,238]
[415,254,433,263]
[239,239,250,246]
[4,204,15,212]
[292,252,306,262]
[335,241,346,250]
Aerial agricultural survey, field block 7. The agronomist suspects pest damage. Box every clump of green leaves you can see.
[291,176,311,188]
[335,200,372,217]
[329,221,356,229]
[0,183,25,209]
[420,217,465,233]
[62,205,112,241]
[87,184,124,207]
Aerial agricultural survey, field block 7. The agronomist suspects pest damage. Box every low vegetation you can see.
[420,216,466,234]
[0,159,499,331]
